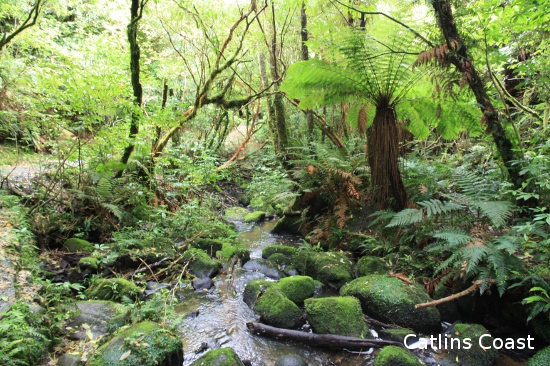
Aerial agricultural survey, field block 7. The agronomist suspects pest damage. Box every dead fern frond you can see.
[413,40,458,69]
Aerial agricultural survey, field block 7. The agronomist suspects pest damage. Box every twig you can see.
[177,230,203,250]
[415,280,488,309]
[363,315,404,329]
[138,257,159,283]
[131,257,171,276]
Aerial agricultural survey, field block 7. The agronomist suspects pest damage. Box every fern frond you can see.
[101,203,123,220]
[386,208,423,227]
[418,199,463,216]
[473,201,515,228]
[432,228,472,246]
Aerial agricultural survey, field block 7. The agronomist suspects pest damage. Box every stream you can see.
[174,219,378,366]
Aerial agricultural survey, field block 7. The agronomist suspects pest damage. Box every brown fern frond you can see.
[334,197,349,228]
[413,41,458,69]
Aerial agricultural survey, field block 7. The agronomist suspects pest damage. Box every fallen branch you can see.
[131,257,171,276]
[415,280,486,309]
[363,315,404,330]
[246,322,403,350]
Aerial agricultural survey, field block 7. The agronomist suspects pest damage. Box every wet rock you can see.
[432,285,461,323]
[87,321,183,366]
[65,300,130,340]
[185,310,200,319]
[267,253,290,267]
[223,206,250,221]
[340,275,440,334]
[271,215,302,236]
[283,266,299,276]
[533,313,550,344]
[141,282,172,299]
[78,256,99,271]
[242,260,284,280]
[191,347,245,366]
[378,328,418,344]
[443,323,498,366]
[293,251,354,289]
[63,238,94,253]
[193,277,214,291]
[262,244,298,259]
[275,355,308,366]
[356,256,387,277]
[373,345,423,366]
[276,275,315,304]
[304,296,369,338]
[85,278,141,302]
[253,287,303,329]
[243,278,275,308]
[57,353,85,366]
[183,248,222,278]
[192,238,224,256]
[527,345,550,366]
[243,211,266,223]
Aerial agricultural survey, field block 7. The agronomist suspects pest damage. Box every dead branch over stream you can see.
[246,322,404,350]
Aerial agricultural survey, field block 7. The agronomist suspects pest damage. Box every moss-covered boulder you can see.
[183,248,222,278]
[356,256,387,277]
[304,296,368,338]
[340,275,440,333]
[223,207,250,221]
[373,345,423,366]
[267,253,291,267]
[87,321,183,366]
[292,251,354,289]
[253,287,303,329]
[378,328,417,344]
[445,323,498,366]
[271,215,302,236]
[243,279,275,308]
[78,256,99,271]
[262,245,298,259]
[191,347,245,366]
[64,238,94,253]
[220,243,250,264]
[192,238,224,256]
[527,345,550,366]
[65,301,130,340]
[86,278,140,302]
[243,211,266,223]
[276,276,315,304]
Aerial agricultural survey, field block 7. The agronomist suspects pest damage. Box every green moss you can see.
[191,347,245,366]
[192,238,224,255]
[533,313,550,344]
[446,323,498,366]
[220,243,250,264]
[243,279,274,308]
[275,276,315,304]
[183,248,222,278]
[262,245,298,259]
[340,275,440,333]
[78,256,99,271]
[243,211,266,223]
[373,345,423,366]
[271,215,302,235]
[378,328,417,344]
[527,346,550,366]
[253,287,303,329]
[304,296,369,338]
[223,207,250,221]
[0,301,50,366]
[266,253,290,266]
[64,238,94,253]
[293,251,354,289]
[88,321,183,366]
[356,256,387,277]
[85,278,140,302]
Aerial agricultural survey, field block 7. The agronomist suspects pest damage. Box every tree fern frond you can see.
[418,199,463,216]
[101,203,123,220]
[473,201,515,228]
[386,208,423,227]
[432,228,472,246]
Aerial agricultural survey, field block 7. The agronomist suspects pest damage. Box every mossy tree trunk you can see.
[301,1,314,138]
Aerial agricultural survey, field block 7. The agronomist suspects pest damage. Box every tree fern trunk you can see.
[368,101,407,210]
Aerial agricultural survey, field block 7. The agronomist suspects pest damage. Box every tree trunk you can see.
[118,0,145,177]
[368,100,407,210]
[431,0,523,191]
[301,1,314,137]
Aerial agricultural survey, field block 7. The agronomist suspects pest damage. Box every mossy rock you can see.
[192,238,224,256]
[356,256,387,277]
[64,238,94,253]
[304,296,369,338]
[267,253,291,267]
[527,345,550,366]
[87,321,183,366]
[66,300,130,340]
[262,245,298,259]
[223,207,250,221]
[271,215,302,236]
[340,275,440,333]
[293,251,354,289]
[243,279,275,308]
[533,313,550,344]
[192,347,244,366]
[123,237,177,264]
[432,285,461,323]
[220,243,250,264]
[253,287,303,329]
[243,211,266,223]
[445,323,498,366]
[373,345,423,366]
[378,328,417,344]
[78,256,99,271]
[85,278,140,302]
[276,276,315,304]
[183,248,222,278]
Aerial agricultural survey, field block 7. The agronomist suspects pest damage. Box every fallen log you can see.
[246,322,404,350]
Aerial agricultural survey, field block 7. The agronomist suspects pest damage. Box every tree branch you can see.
[0,0,43,51]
